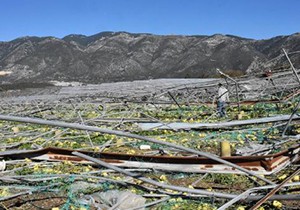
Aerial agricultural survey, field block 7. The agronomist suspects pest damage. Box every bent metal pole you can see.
[73,151,234,199]
[0,114,274,185]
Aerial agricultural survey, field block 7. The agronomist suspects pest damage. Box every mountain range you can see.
[0,31,299,84]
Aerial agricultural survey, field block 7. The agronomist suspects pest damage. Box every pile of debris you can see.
[0,50,299,209]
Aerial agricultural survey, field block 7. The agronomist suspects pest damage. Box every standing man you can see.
[217,83,229,117]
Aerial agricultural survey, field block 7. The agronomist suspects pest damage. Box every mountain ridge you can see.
[0,31,299,84]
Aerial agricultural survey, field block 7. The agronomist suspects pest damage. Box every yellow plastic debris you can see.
[220,141,231,157]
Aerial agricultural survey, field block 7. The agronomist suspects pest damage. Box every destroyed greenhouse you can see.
[0,50,300,209]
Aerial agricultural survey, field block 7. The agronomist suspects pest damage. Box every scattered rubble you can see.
[0,51,300,209]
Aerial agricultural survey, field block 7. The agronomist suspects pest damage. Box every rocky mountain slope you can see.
[0,31,299,84]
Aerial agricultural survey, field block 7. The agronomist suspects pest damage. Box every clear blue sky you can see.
[1,0,299,41]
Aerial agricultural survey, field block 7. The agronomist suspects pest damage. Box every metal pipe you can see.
[250,168,300,210]
[73,151,234,199]
[282,100,300,137]
[216,68,241,112]
[0,114,274,185]
[218,181,300,209]
[283,48,300,85]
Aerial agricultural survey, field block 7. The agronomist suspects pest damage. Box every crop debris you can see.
[0,53,300,209]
